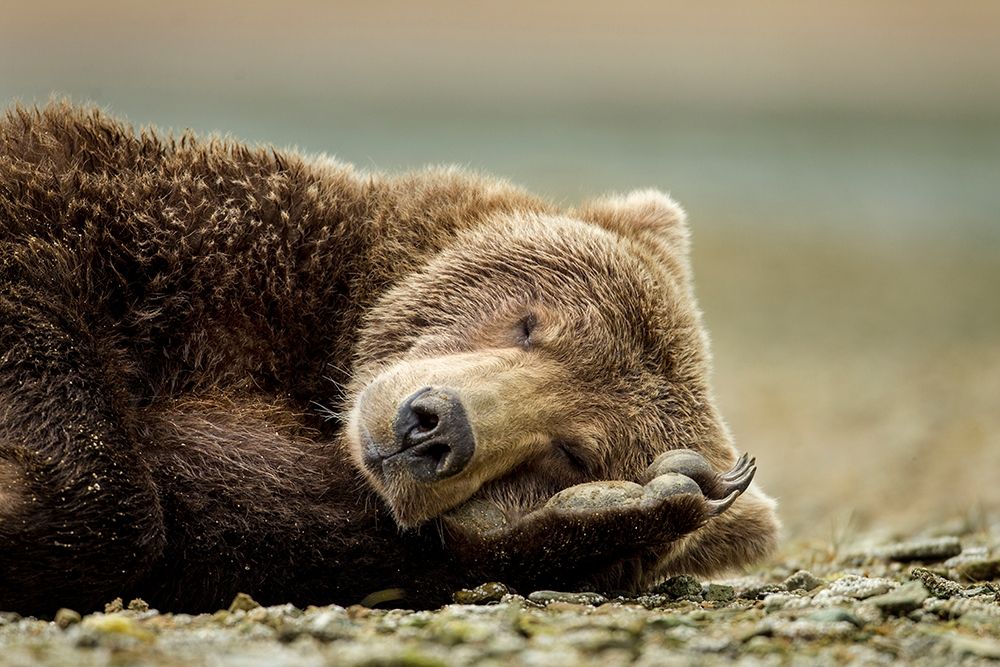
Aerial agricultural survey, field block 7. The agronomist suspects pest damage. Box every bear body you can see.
[0,104,778,615]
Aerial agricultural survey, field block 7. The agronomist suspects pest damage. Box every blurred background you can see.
[3,1,998,546]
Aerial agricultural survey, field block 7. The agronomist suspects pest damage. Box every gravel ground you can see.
[3,524,999,666]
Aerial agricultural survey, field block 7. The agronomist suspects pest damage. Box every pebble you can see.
[827,575,897,599]
[784,570,824,592]
[527,590,608,606]
[737,583,787,600]
[650,575,702,600]
[54,608,81,629]
[228,592,261,613]
[868,581,929,616]
[875,536,963,562]
[805,608,864,627]
[453,582,510,605]
[703,583,735,603]
[956,558,1000,582]
[910,567,964,598]
[951,635,1000,660]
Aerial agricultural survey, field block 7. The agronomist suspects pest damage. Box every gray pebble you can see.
[453,582,510,605]
[910,567,964,598]
[827,575,896,599]
[805,608,864,627]
[651,575,703,600]
[527,590,608,606]
[703,583,736,603]
[875,536,962,562]
[784,570,824,592]
[868,581,929,616]
[956,558,1000,582]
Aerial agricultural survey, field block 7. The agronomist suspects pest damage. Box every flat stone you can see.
[868,581,929,616]
[784,570,824,592]
[527,590,607,606]
[827,575,896,599]
[805,608,864,627]
[453,582,510,605]
[651,575,703,600]
[910,567,964,598]
[703,584,736,603]
[875,536,962,562]
[951,635,1000,660]
[956,558,1000,582]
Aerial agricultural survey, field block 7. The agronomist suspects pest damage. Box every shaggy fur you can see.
[0,103,778,615]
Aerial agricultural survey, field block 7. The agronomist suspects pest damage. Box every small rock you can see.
[956,558,1000,582]
[784,570,824,592]
[876,536,962,562]
[868,581,929,616]
[127,598,150,612]
[951,635,1000,660]
[910,567,964,598]
[704,583,736,603]
[737,583,787,600]
[54,608,82,629]
[104,597,124,613]
[528,590,607,606]
[651,575,703,600]
[805,608,864,627]
[228,592,261,613]
[453,582,510,605]
[828,575,896,599]
[83,615,156,641]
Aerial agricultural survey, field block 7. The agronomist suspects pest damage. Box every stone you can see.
[651,575,703,600]
[868,581,929,616]
[703,584,736,603]
[784,570,824,592]
[827,575,896,599]
[54,608,81,629]
[956,558,1000,582]
[453,582,510,605]
[805,608,864,627]
[228,592,261,613]
[910,567,964,598]
[875,536,962,562]
[527,590,608,606]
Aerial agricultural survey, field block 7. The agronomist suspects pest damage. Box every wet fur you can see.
[0,103,778,615]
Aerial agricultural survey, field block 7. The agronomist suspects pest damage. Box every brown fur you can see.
[0,102,778,615]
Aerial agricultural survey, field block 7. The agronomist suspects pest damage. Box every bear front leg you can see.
[0,290,166,615]
[448,451,756,594]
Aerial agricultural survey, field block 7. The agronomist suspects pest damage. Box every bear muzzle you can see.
[362,386,476,483]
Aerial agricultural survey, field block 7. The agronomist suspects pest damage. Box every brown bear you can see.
[0,103,778,616]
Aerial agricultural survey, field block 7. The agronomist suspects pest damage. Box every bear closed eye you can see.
[0,102,778,614]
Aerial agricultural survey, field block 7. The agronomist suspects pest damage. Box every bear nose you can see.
[392,387,475,482]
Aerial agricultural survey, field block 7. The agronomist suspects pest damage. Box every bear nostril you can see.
[392,387,475,483]
[412,408,439,434]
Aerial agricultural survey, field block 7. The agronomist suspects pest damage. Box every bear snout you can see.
[374,386,476,483]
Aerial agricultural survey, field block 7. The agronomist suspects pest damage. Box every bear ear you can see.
[575,189,692,278]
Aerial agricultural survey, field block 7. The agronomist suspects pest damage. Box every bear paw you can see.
[544,450,755,518]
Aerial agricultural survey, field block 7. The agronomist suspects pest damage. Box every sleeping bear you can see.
[0,103,778,615]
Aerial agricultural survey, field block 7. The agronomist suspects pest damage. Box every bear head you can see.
[344,190,735,528]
